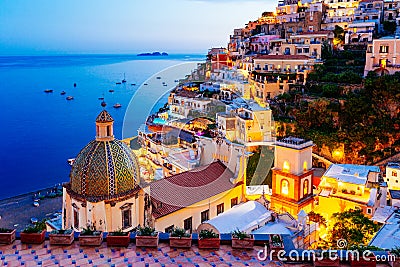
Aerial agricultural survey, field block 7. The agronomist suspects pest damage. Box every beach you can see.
[0,187,62,231]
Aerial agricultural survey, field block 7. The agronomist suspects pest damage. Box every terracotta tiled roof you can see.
[254,55,310,60]
[150,161,236,219]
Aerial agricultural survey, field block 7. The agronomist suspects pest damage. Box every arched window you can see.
[281,179,289,195]
[303,179,309,196]
[303,161,308,171]
[283,161,290,172]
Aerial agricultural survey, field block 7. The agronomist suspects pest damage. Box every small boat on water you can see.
[60,91,66,95]
[98,97,104,100]
[44,89,53,93]
[67,158,75,166]
[113,103,122,108]
[163,84,168,86]
[109,89,114,93]
[174,80,179,83]
[131,83,136,86]
[156,76,161,79]
[73,83,77,87]
[144,83,148,86]
[101,100,107,107]
[122,73,127,83]
[66,96,74,100]
[116,82,122,85]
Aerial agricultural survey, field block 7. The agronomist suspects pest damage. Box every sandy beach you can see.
[0,188,62,231]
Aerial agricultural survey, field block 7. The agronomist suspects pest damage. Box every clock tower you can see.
[270,137,314,216]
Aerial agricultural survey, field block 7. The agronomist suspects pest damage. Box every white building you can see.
[386,162,400,190]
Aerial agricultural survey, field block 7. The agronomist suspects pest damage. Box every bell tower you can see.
[95,110,114,141]
[270,137,314,216]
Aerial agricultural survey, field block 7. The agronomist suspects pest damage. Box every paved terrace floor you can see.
[0,240,391,267]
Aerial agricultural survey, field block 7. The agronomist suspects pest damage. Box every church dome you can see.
[69,110,140,199]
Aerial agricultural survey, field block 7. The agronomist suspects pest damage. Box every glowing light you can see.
[283,161,290,172]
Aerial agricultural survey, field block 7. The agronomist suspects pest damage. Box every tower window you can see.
[283,161,290,172]
[122,208,132,229]
[107,125,111,137]
[303,161,308,171]
[303,179,309,196]
[281,179,289,195]
[393,171,397,177]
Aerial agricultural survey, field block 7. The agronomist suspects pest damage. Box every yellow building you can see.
[216,101,274,145]
[270,137,315,216]
[316,164,385,219]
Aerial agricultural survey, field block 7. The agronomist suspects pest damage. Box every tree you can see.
[326,209,380,248]
[308,211,327,227]
[383,21,397,35]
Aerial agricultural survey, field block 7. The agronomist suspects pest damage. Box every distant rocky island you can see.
[137,52,168,56]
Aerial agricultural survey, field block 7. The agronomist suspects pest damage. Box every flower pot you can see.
[169,235,192,248]
[79,232,103,246]
[232,237,254,249]
[106,233,130,247]
[198,238,220,249]
[135,233,159,247]
[0,229,16,244]
[350,253,376,267]
[20,230,46,244]
[314,255,340,267]
[49,231,74,245]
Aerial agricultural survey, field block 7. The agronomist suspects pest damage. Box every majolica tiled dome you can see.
[69,111,140,198]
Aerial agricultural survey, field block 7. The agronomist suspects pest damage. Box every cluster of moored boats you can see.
[44,83,76,100]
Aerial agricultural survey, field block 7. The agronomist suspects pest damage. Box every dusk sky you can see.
[0,0,276,55]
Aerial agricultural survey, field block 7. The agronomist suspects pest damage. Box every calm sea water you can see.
[0,54,204,199]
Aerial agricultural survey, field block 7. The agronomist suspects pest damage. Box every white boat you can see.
[113,103,122,108]
[67,158,75,166]
[66,96,74,100]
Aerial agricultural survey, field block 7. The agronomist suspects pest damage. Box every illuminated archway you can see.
[281,179,289,195]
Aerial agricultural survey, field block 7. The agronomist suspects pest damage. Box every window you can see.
[367,208,372,214]
[122,208,132,229]
[283,161,290,172]
[303,179,309,196]
[217,203,224,215]
[73,209,79,230]
[231,197,238,207]
[393,171,398,177]
[165,225,174,233]
[201,210,209,223]
[107,125,111,136]
[281,179,289,195]
[303,161,308,171]
[184,217,193,233]
[380,45,389,53]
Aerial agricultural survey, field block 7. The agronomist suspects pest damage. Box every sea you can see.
[0,54,205,199]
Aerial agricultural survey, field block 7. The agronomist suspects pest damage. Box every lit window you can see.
[303,161,308,171]
[281,180,289,195]
[283,161,290,172]
[303,180,309,196]
[393,171,398,177]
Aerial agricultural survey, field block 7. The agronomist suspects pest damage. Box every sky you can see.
[0,0,276,55]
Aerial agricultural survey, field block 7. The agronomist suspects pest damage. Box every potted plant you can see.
[349,245,377,267]
[313,250,340,267]
[79,225,103,246]
[49,229,74,245]
[135,226,159,247]
[269,234,284,259]
[389,247,400,267]
[0,228,16,244]
[106,228,130,247]
[20,220,46,244]
[169,227,192,248]
[231,229,254,249]
[198,229,220,249]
